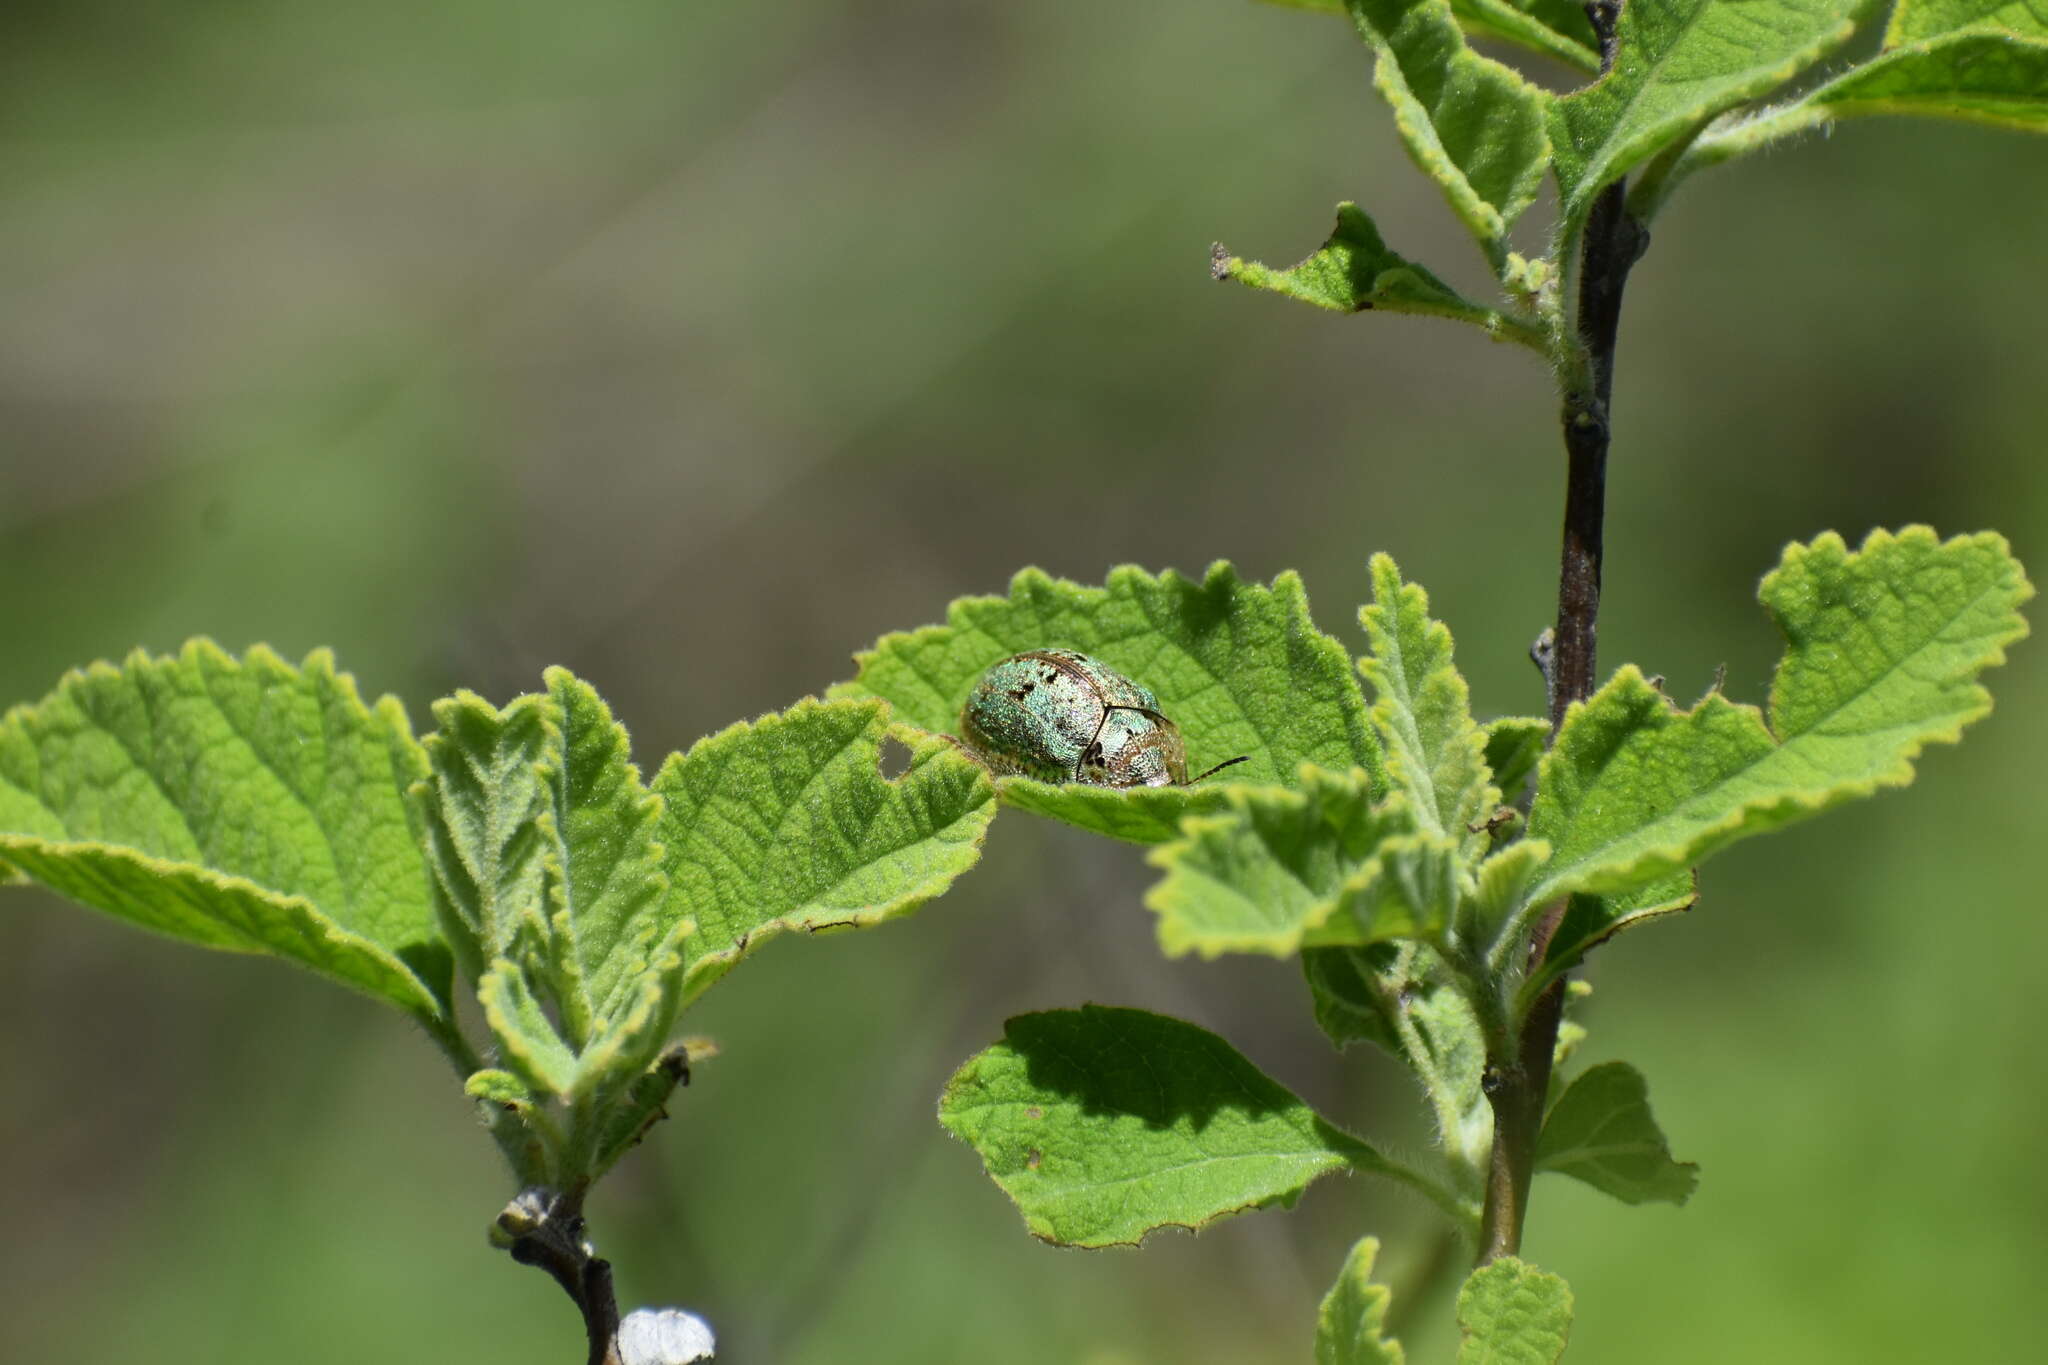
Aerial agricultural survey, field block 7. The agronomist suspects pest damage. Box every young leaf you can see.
[1526,528,2031,907]
[836,563,1380,843]
[1452,1,1599,72]
[1145,767,1409,958]
[657,701,995,1006]
[1212,205,1543,346]
[414,689,554,986]
[478,957,580,1098]
[536,669,671,1031]
[1316,1236,1408,1365]
[1456,1258,1572,1364]
[1304,944,1491,1176]
[1482,716,1549,807]
[939,1005,1392,1247]
[1549,0,1859,226]
[0,642,449,1022]
[1536,1060,1698,1206]
[1795,29,2048,130]
[1360,554,1495,850]
[1888,1,2048,44]
[1344,0,1553,263]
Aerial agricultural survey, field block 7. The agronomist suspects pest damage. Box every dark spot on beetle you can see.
[877,735,914,781]
[1025,1148,1043,1170]
[1009,688,1027,700]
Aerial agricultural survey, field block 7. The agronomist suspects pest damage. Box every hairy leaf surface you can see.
[0,642,447,1020]
[1527,528,2031,905]
[1213,204,1538,343]
[1345,0,1553,258]
[1457,1258,1573,1364]
[1317,1236,1408,1364]
[939,1006,1377,1247]
[838,563,1378,843]
[1550,0,1858,224]
[657,700,995,1004]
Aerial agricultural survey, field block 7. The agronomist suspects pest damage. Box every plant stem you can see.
[1476,0,1645,1266]
[501,1189,625,1365]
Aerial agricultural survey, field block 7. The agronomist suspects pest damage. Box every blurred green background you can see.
[3,3,2042,1362]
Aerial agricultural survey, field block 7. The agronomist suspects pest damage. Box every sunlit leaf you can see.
[0,642,448,1021]
[1316,1236,1408,1364]
[1456,1258,1572,1364]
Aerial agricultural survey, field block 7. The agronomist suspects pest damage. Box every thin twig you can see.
[498,1188,625,1365]
[1476,0,1647,1266]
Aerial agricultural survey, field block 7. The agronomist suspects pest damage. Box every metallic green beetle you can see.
[958,649,1248,788]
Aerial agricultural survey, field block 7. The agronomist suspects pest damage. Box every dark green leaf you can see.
[1537,1060,1698,1206]
[938,1005,1381,1247]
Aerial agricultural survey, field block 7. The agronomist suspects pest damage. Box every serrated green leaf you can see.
[1537,1060,1698,1206]
[1145,767,1409,958]
[0,642,448,1021]
[1527,528,2031,906]
[1304,944,1491,1178]
[1317,1236,1408,1365]
[1469,839,1550,939]
[414,689,554,985]
[1803,30,2048,130]
[1457,1258,1573,1364]
[1482,716,1549,807]
[465,1068,536,1109]
[1888,0,2048,44]
[1345,0,1553,261]
[1361,554,1495,849]
[939,1005,1381,1247]
[1550,0,1858,226]
[1339,829,1465,942]
[657,701,994,1006]
[536,669,671,1032]
[1213,204,1542,345]
[836,563,1380,843]
[478,957,579,1098]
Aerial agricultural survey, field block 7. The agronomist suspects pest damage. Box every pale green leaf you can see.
[1212,205,1542,345]
[1537,1060,1698,1206]
[657,701,995,1006]
[1482,716,1549,807]
[536,669,670,1031]
[414,689,553,985]
[1337,829,1465,943]
[478,957,579,1098]
[1888,0,2048,44]
[835,563,1380,844]
[1527,528,2031,906]
[1360,554,1495,848]
[1304,944,1491,1178]
[1145,767,1409,958]
[1345,0,1553,260]
[1317,1236,1408,1365]
[1457,1258,1573,1364]
[0,642,448,1021]
[1468,838,1550,939]
[938,1005,1381,1247]
[1550,0,1859,225]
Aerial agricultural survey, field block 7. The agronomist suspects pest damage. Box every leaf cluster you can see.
[0,649,997,1198]
[1218,1,2048,375]
[841,527,2028,1359]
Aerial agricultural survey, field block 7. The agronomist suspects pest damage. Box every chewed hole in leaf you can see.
[877,734,915,782]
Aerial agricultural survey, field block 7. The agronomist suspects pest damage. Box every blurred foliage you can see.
[1,1,2042,1362]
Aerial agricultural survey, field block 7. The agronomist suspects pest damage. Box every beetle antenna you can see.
[1189,755,1250,784]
